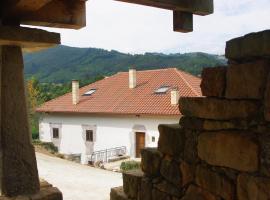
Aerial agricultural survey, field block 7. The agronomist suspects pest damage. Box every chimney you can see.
[72,80,79,105]
[171,88,180,105]
[129,68,137,89]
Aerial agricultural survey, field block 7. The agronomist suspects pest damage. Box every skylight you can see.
[83,89,96,96]
[154,86,170,94]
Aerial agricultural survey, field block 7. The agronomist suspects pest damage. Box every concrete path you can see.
[36,153,122,200]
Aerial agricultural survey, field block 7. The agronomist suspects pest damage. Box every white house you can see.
[37,68,202,164]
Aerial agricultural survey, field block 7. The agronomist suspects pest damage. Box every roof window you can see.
[154,86,170,94]
[83,89,96,96]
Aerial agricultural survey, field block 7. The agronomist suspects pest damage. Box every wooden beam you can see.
[0,26,60,52]
[115,0,213,16]
[8,0,87,29]
[14,0,53,11]
[173,11,193,33]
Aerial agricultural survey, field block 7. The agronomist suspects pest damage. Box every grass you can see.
[120,160,141,172]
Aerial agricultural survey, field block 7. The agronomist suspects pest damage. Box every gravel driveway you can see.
[36,152,122,200]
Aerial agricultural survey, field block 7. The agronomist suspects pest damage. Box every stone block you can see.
[141,148,162,178]
[179,117,249,131]
[139,178,152,200]
[179,97,259,120]
[152,188,171,200]
[30,187,62,200]
[200,66,227,97]
[122,170,143,199]
[110,187,129,200]
[226,60,270,99]
[154,180,183,198]
[198,131,259,172]
[225,30,270,61]
[40,179,53,188]
[158,124,185,157]
[183,129,199,164]
[180,161,195,186]
[160,157,182,186]
[181,185,220,200]
[196,166,235,200]
[0,46,40,196]
[237,174,270,200]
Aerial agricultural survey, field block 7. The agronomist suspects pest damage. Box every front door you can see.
[136,132,145,158]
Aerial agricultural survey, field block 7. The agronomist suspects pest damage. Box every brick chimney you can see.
[129,68,137,89]
[72,80,79,105]
[171,88,180,105]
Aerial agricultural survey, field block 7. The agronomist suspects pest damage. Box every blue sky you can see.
[43,0,270,55]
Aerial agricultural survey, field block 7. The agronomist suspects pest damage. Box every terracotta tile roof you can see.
[37,68,202,116]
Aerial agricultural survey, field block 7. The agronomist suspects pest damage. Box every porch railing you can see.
[88,146,127,164]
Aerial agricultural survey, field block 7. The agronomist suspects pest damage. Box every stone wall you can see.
[110,30,270,200]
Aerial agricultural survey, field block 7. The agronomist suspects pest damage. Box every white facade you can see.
[39,113,179,164]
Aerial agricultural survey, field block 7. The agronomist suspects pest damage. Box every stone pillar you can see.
[0,46,40,196]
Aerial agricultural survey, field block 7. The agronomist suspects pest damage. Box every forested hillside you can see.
[24,45,226,83]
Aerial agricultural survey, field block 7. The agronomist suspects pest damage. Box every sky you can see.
[43,0,270,55]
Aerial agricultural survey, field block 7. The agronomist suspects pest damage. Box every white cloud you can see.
[43,0,270,54]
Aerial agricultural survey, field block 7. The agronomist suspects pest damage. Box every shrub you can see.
[33,140,58,154]
[120,160,141,172]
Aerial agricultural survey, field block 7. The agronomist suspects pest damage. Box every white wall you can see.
[39,113,179,162]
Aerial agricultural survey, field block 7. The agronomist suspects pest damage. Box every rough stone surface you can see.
[180,162,195,187]
[259,131,270,177]
[139,178,152,200]
[196,166,235,200]
[180,117,249,131]
[110,187,129,200]
[0,186,62,200]
[122,170,143,199]
[264,73,270,121]
[160,157,182,187]
[141,148,162,178]
[30,187,62,200]
[158,124,185,157]
[225,30,270,61]
[0,46,40,196]
[183,129,199,164]
[152,188,171,200]
[154,180,182,198]
[237,174,270,200]
[181,185,220,200]
[198,131,259,172]
[226,60,270,99]
[200,66,227,97]
[179,97,259,120]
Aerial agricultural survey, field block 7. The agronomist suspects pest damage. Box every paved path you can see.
[36,153,122,200]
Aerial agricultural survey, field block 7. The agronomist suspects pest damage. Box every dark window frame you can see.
[52,128,59,139]
[86,130,94,142]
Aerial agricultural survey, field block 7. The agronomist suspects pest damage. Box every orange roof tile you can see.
[37,68,202,116]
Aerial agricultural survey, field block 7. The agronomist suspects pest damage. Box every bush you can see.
[33,140,58,154]
[120,160,141,172]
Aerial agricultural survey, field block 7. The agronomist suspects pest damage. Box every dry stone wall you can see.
[110,30,270,200]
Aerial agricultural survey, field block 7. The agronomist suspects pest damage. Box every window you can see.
[86,130,94,142]
[152,136,156,142]
[83,89,96,96]
[53,128,59,139]
[154,86,170,94]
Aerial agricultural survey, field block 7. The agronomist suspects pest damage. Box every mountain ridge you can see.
[24,45,227,83]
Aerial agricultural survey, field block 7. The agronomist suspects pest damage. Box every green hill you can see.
[24,45,226,83]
